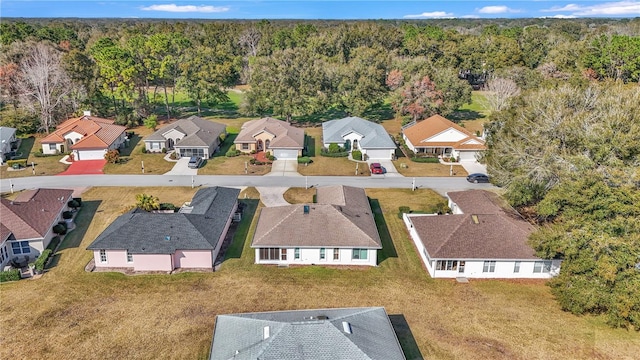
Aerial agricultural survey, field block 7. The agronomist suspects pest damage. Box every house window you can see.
[514,261,521,273]
[259,248,280,260]
[320,248,326,260]
[483,261,496,273]
[126,250,133,263]
[11,241,30,255]
[458,261,465,273]
[242,143,249,150]
[49,144,57,151]
[533,260,552,273]
[435,260,458,271]
[99,250,107,263]
[281,249,287,261]
[352,249,368,260]
[333,248,339,260]
[294,248,300,260]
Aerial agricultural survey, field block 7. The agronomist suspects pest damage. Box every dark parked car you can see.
[370,162,384,174]
[188,156,203,169]
[466,173,490,183]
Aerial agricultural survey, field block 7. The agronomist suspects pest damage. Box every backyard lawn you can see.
[1,186,637,360]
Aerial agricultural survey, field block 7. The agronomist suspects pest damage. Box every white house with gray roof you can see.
[144,116,226,159]
[322,117,397,160]
[87,187,239,272]
[0,126,17,165]
[209,307,406,360]
[251,185,381,266]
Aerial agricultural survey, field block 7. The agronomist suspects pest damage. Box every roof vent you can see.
[342,321,352,334]
[164,235,171,241]
[471,215,479,224]
[83,110,91,116]
[316,315,328,320]
[303,205,310,214]
[263,326,270,340]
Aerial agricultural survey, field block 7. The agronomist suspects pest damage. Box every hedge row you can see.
[46,236,61,251]
[297,157,312,164]
[320,151,348,158]
[6,159,27,167]
[34,249,53,271]
[0,269,20,282]
[410,156,440,163]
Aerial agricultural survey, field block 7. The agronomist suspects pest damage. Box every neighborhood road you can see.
[1,174,497,194]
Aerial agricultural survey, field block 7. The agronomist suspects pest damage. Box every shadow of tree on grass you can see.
[370,198,398,264]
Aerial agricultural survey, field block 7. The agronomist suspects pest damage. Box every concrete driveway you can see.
[256,187,290,207]
[460,161,487,175]
[367,159,402,178]
[267,160,300,176]
[164,157,197,176]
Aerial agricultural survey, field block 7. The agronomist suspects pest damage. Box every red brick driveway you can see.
[58,160,107,175]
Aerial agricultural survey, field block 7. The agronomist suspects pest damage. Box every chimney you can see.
[83,110,91,117]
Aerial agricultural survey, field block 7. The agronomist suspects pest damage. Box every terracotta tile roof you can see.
[251,186,381,249]
[41,115,125,149]
[403,114,485,151]
[0,188,73,240]
[234,117,304,149]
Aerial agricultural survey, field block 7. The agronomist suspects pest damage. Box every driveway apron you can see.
[164,157,198,175]
[266,160,301,176]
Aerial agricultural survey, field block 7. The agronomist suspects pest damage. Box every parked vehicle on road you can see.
[466,173,490,183]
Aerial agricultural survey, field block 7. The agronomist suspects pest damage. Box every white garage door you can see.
[458,151,479,162]
[365,149,393,160]
[273,149,298,160]
[77,150,106,160]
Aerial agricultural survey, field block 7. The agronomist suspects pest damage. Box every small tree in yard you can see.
[135,193,160,211]
[104,149,119,164]
[144,114,158,130]
[53,223,67,235]
[328,143,342,153]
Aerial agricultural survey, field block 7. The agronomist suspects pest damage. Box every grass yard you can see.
[393,160,468,177]
[103,125,174,175]
[1,186,637,360]
[298,127,370,176]
[0,134,68,178]
[197,132,271,176]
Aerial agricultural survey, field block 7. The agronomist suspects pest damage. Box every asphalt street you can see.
[0,174,496,195]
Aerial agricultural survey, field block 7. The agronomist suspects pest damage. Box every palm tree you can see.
[135,193,160,211]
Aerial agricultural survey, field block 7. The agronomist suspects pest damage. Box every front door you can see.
[257,140,264,151]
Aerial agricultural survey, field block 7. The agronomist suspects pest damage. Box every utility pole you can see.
[141,161,145,174]
[412,177,416,191]
[191,176,194,189]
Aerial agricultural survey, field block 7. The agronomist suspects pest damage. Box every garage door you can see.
[365,149,393,160]
[273,149,298,160]
[458,151,479,162]
[77,150,106,160]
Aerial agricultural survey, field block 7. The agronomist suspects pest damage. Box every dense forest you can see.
[1,18,639,329]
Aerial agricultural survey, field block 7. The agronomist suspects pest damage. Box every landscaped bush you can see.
[320,148,349,157]
[104,149,119,164]
[219,133,227,142]
[351,150,362,161]
[226,148,240,157]
[169,152,178,160]
[161,147,167,154]
[73,198,82,206]
[297,156,312,164]
[62,211,73,220]
[52,223,67,235]
[267,154,275,161]
[34,249,52,272]
[411,157,440,163]
[47,236,61,251]
[328,143,343,153]
[33,152,59,158]
[140,147,147,154]
[0,269,20,282]
[159,203,176,211]
[398,206,410,219]
[6,159,27,168]
[250,158,265,165]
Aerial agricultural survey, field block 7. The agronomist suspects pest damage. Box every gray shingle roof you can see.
[87,187,239,254]
[322,117,396,149]
[0,126,16,148]
[144,116,226,147]
[209,307,406,360]
[251,186,381,249]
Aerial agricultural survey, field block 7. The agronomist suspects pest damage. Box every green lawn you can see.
[1,186,636,360]
[0,134,69,178]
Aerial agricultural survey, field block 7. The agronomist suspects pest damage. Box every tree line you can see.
[1,18,639,133]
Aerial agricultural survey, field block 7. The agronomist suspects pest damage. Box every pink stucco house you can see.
[87,187,239,273]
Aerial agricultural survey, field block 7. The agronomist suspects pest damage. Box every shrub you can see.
[352,150,362,161]
[161,147,167,154]
[62,211,73,220]
[267,154,275,161]
[34,249,52,271]
[320,149,348,157]
[312,194,317,203]
[398,206,410,219]
[68,199,81,209]
[169,152,178,160]
[53,224,67,235]
[297,156,312,164]
[219,133,227,142]
[226,148,240,157]
[47,236,61,251]
[140,147,147,154]
[33,152,58,158]
[73,198,82,206]
[0,269,20,282]
[328,143,343,153]
[104,149,119,164]
[410,157,439,163]
[7,159,27,168]
[159,203,176,211]
[144,114,158,130]
[250,158,265,165]
[250,150,257,154]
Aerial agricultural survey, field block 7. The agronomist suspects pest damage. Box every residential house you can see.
[209,307,406,360]
[404,190,561,279]
[0,188,73,269]
[143,116,226,158]
[251,185,381,266]
[87,187,240,272]
[322,116,397,160]
[402,114,485,162]
[234,117,304,160]
[41,112,126,160]
[0,126,18,165]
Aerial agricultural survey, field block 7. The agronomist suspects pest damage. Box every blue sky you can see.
[2,1,640,19]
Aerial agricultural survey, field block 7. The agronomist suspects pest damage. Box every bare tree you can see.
[484,76,521,112]
[17,43,71,133]
[238,27,261,57]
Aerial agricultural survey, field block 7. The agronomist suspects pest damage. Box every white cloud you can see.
[545,14,578,18]
[140,4,230,13]
[477,5,520,14]
[403,11,454,19]
[541,1,640,16]
[461,14,481,18]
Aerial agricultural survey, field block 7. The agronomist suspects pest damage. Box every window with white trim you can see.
[294,248,300,260]
[11,241,31,255]
[533,260,552,273]
[352,249,368,260]
[436,260,458,271]
[281,249,287,261]
[126,250,133,263]
[49,144,57,151]
[483,261,496,273]
[513,261,521,273]
[320,248,326,260]
[333,248,339,260]
[99,249,107,263]
[259,248,280,260]
[242,143,249,150]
